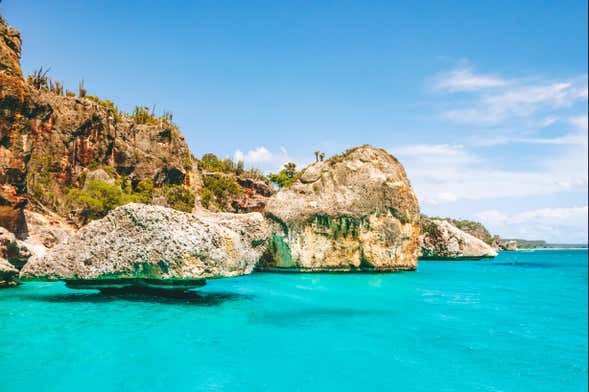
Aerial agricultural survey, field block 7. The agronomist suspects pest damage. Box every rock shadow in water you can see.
[25,290,253,306]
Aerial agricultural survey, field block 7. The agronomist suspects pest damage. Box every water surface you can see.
[1,250,587,391]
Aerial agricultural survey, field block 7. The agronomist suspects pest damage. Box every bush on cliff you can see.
[201,174,242,210]
[66,178,155,222]
[268,162,299,188]
[130,106,174,126]
[162,185,195,213]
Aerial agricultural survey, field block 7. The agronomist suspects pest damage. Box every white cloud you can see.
[475,206,588,243]
[393,144,479,166]
[232,146,293,172]
[539,115,559,127]
[569,115,588,131]
[440,71,588,125]
[233,146,272,163]
[391,131,588,206]
[434,68,509,92]
[474,132,587,147]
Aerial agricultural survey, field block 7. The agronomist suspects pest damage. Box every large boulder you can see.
[419,217,497,260]
[259,146,420,272]
[20,203,271,291]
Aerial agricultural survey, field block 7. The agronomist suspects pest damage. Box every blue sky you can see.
[2,1,588,242]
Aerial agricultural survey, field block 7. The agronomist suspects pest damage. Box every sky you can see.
[2,1,588,243]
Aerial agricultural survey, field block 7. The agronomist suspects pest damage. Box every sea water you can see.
[0,250,587,391]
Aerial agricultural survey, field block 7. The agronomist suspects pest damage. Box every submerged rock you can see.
[259,146,420,272]
[20,203,270,291]
[419,217,497,260]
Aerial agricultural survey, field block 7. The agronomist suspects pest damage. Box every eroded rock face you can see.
[0,257,18,288]
[1,18,201,231]
[20,204,271,289]
[499,240,518,251]
[419,217,497,260]
[259,146,420,272]
[0,226,33,287]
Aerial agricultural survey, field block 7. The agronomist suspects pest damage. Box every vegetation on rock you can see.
[201,173,242,210]
[161,185,195,213]
[66,178,155,222]
[267,162,299,188]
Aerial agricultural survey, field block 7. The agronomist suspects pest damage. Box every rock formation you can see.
[0,226,32,287]
[0,256,18,288]
[20,204,270,292]
[0,17,201,234]
[259,146,420,272]
[200,171,273,213]
[419,217,497,259]
[444,218,493,244]
[499,239,518,251]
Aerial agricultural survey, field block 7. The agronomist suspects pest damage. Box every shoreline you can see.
[504,247,588,251]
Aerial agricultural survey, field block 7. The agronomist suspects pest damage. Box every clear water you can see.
[1,250,587,392]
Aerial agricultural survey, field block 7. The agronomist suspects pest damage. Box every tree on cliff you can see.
[268,162,298,188]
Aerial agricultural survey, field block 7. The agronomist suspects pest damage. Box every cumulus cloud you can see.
[233,146,272,163]
[434,68,509,92]
[232,146,292,172]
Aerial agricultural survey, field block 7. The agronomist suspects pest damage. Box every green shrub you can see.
[67,180,126,221]
[199,153,227,172]
[200,188,215,209]
[163,185,195,212]
[268,162,299,188]
[85,95,123,122]
[130,106,157,125]
[130,106,174,126]
[66,178,155,222]
[201,174,241,210]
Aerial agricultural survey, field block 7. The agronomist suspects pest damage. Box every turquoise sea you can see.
[1,249,587,391]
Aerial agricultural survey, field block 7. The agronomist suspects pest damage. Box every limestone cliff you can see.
[0,18,201,234]
[20,203,270,291]
[419,216,497,260]
[259,146,420,272]
[445,218,493,244]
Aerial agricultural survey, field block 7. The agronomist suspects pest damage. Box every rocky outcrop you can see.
[20,209,74,257]
[231,176,273,213]
[0,18,28,235]
[0,226,32,287]
[0,256,18,288]
[259,146,420,272]
[201,172,273,213]
[20,204,270,291]
[499,240,518,251]
[1,17,201,233]
[419,217,497,260]
[445,218,493,244]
